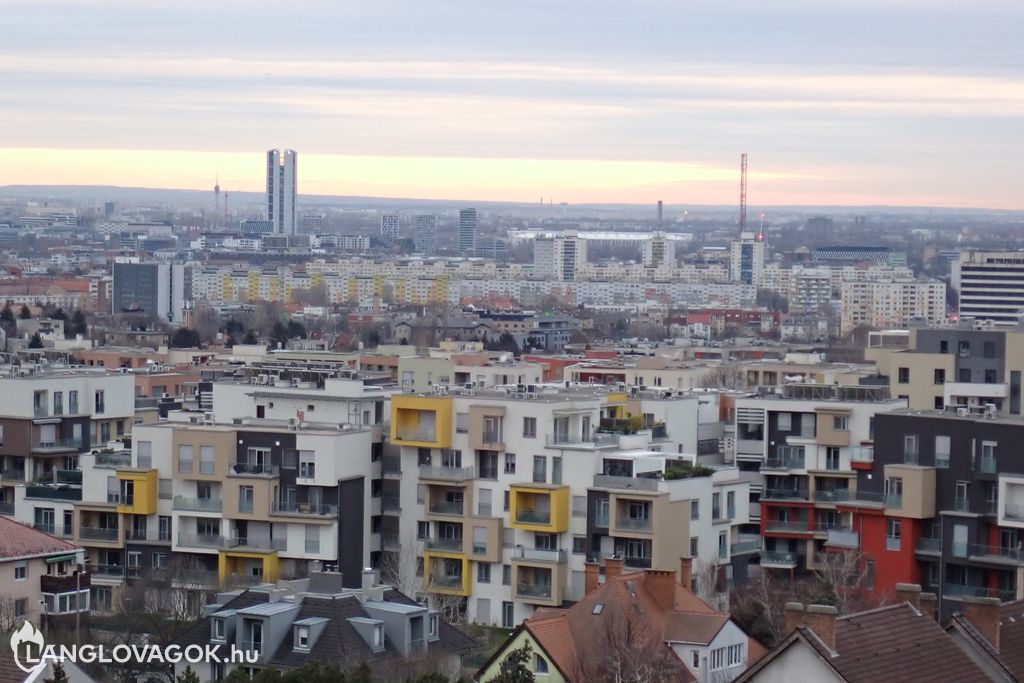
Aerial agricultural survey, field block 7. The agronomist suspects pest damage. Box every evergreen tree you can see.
[176,665,200,683]
[242,329,259,345]
[487,641,536,683]
[19,304,31,319]
[170,328,202,348]
[69,310,88,337]
[0,303,14,324]
[28,332,43,349]
[44,661,69,683]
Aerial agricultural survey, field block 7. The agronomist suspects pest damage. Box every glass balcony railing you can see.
[424,537,463,552]
[761,551,797,565]
[954,498,970,512]
[230,463,279,476]
[173,496,223,512]
[515,509,551,525]
[616,516,652,531]
[884,494,902,509]
[516,582,553,599]
[271,501,337,516]
[419,466,475,481]
[762,488,810,501]
[177,532,223,548]
[430,574,464,589]
[969,543,1024,562]
[765,520,810,533]
[979,456,997,474]
[1005,503,1024,520]
[915,537,940,553]
[429,501,465,516]
[513,547,566,563]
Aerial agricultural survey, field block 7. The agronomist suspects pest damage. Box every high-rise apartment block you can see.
[414,215,436,255]
[111,258,188,324]
[380,214,400,240]
[952,250,1024,324]
[839,279,946,334]
[533,231,587,281]
[458,208,477,256]
[266,149,297,236]
[642,231,676,268]
[729,232,765,285]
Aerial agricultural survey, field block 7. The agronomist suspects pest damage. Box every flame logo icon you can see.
[10,621,45,673]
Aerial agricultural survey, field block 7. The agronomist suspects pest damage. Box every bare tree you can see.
[810,549,874,615]
[572,598,684,683]
[0,596,19,632]
[700,364,747,391]
[693,559,725,610]
[730,568,787,647]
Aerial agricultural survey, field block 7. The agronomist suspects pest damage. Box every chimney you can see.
[895,582,922,609]
[604,556,624,581]
[919,592,938,621]
[584,561,600,595]
[679,556,693,592]
[645,569,676,610]
[804,604,838,650]
[361,567,377,595]
[962,597,1002,650]
[783,602,806,636]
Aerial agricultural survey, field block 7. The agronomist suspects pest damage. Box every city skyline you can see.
[3,1,1023,209]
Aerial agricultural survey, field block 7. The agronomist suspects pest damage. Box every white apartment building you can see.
[266,149,297,236]
[533,231,587,281]
[729,233,766,285]
[380,214,400,240]
[840,279,946,334]
[952,250,1024,324]
[391,385,749,626]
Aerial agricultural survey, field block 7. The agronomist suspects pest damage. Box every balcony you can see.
[969,544,1024,564]
[954,498,970,512]
[512,547,566,563]
[224,537,287,552]
[32,437,85,454]
[80,526,119,542]
[813,490,852,503]
[760,551,798,568]
[942,583,1016,601]
[107,492,133,506]
[850,446,873,464]
[33,522,55,534]
[916,537,940,554]
[884,494,903,509]
[173,496,223,513]
[381,496,402,513]
[825,530,859,549]
[763,457,806,471]
[731,535,763,555]
[229,463,279,477]
[1006,503,1024,521]
[616,516,653,532]
[429,500,465,516]
[125,527,149,542]
[545,432,618,449]
[516,582,553,600]
[381,455,402,477]
[419,465,475,482]
[26,485,82,501]
[432,574,465,590]
[651,423,669,440]
[765,520,810,534]
[516,509,551,525]
[979,456,997,475]
[271,501,338,517]
[177,532,224,549]
[0,468,26,483]
[762,488,810,502]
[424,537,464,552]
[95,452,132,469]
[237,639,264,656]
[593,474,661,492]
[92,564,126,578]
[41,573,91,593]
[623,555,652,569]
[0,501,14,514]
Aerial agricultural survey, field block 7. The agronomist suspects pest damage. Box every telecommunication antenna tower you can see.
[739,153,748,232]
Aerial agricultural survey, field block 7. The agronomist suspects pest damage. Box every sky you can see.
[3,0,1023,208]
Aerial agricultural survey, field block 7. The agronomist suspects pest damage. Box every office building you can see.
[458,208,477,256]
[414,215,436,256]
[729,232,765,286]
[111,259,188,324]
[952,250,1024,324]
[533,231,587,281]
[266,149,298,236]
[380,214,400,240]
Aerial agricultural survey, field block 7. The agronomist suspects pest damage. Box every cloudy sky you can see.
[3,0,1023,207]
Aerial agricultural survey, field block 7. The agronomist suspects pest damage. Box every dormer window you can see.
[212,618,225,641]
[295,626,310,651]
[373,625,384,650]
[428,613,439,639]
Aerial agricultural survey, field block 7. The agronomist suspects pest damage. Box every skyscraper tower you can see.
[266,149,297,236]
[414,215,437,255]
[458,208,478,256]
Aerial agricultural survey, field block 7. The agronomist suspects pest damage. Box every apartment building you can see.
[848,409,1024,617]
[390,384,749,627]
[732,384,906,573]
[839,278,946,334]
[0,367,135,516]
[867,326,1024,414]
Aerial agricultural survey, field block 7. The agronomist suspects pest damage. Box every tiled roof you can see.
[809,603,991,683]
[663,612,729,645]
[951,599,1024,681]
[0,517,80,561]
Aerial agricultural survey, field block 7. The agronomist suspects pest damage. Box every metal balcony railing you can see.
[545,433,617,448]
[764,457,806,470]
[969,544,1024,562]
[173,496,223,512]
[762,488,809,501]
[623,556,652,569]
[513,547,566,563]
[429,501,465,516]
[80,526,119,541]
[765,521,810,533]
[943,583,1016,601]
[425,537,463,552]
[230,463,279,476]
[93,564,125,577]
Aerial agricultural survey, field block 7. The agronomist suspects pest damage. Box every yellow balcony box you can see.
[390,395,453,449]
[115,469,158,515]
[509,483,569,533]
[423,551,469,596]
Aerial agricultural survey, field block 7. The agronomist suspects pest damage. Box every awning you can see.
[45,554,76,564]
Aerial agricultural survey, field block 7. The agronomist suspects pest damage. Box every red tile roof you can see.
[0,517,80,561]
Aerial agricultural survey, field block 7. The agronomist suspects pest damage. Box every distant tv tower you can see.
[739,153,748,233]
[213,175,221,226]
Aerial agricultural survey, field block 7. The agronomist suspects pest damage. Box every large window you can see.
[886,518,901,551]
[177,445,194,473]
[935,436,950,468]
[523,417,537,438]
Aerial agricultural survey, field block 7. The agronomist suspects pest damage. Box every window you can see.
[777,412,792,431]
[886,518,901,551]
[177,445,194,473]
[199,446,215,474]
[15,598,26,617]
[934,368,945,385]
[502,564,511,586]
[95,390,105,414]
[690,537,698,557]
[477,563,491,583]
[534,655,549,674]
[935,396,945,410]
[504,453,516,474]
[935,436,950,468]
[552,456,562,485]
[212,618,226,641]
[885,476,903,507]
[959,368,972,383]
[692,651,699,669]
[478,451,498,479]
[441,449,462,468]
[710,647,725,670]
[728,644,744,666]
[985,369,998,384]
[296,626,310,650]
[898,367,910,383]
[523,417,536,438]
[418,448,432,467]
[727,491,736,519]
[825,447,840,471]
[153,553,167,569]
[239,486,254,514]
[53,391,63,415]
[955,481,969,510]
[903,435,918,464]
[504,491,510,512]
[455,412,468,433]
[833,415,849,431]
[502,602,514,628]
[15,562,26,580]
[69,391,78,414]
[573,535,587,555]
[865,558,875,589]
[417,521,428,540]
[533,455,546,483]
[299,450,316,479]
[690,499,700,520]
[483,415,503,444]
[984,341,997,359]
[959,340,970,358]
[159,516,171,541]
[535,533,557,550]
